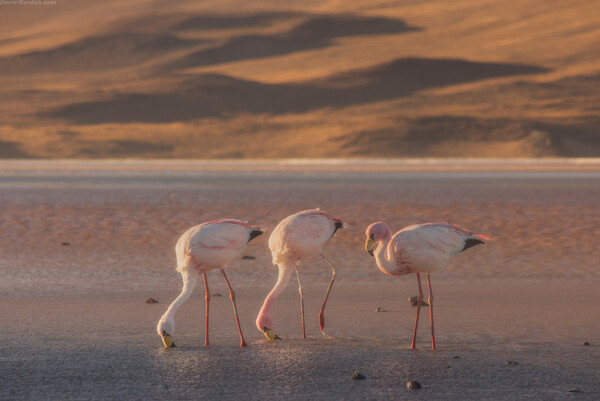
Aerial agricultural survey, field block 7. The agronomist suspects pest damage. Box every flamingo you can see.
[157,219,263,348]
[256,209,345,340]
[364,221,488,350]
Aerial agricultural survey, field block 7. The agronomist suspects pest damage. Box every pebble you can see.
[505,361,519,366]
[214,293,223,297]
[351,371,366,380]
[409,296,429,306]
[453,356,461,359]
[241,255,256,260]
[566,388,582,393]
[406,381,422,389]
[375,307,386,312]
[583,341,590,346]
[62,242,71,246]
[146,298,159,304]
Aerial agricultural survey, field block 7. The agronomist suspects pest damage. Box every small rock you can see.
[241,255,256,260]
[214,293,222,297]
[505,360,519,366]
[351,371,366,380]
[583,342,590,346]
[566,388,582,393]
[409,296,429,306]
[146,298,159,304]
[62,242,71,246]
[453,356,461,359]
[406,381,422,389]
[375,307,386,312]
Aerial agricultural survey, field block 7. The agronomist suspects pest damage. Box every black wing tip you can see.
[462,237,484,251]
[248,229,264,242]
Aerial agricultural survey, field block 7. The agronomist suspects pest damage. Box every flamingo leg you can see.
[294,264,306,339]
[410,273,424,350]
[426,273,436,350]
[221,269,247,347]
[203,273,210,346]
[318,253,336,333]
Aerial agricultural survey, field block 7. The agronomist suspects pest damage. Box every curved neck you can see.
[374,226,396,273]
[162,271,198,323]
[256,260,294,331]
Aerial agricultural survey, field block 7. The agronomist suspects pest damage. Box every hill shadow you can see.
[0,33,203,75]
[335,115,600,157]
[0,140,34,158]
[45,57,550,124]
[169,14,421,69]
[174,12,302,31]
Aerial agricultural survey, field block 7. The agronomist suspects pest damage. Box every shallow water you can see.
[1,160,599,400]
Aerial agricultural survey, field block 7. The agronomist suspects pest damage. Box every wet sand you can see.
[1,160,599,400]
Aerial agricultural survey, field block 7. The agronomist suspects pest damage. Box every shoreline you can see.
[1,158,600,174]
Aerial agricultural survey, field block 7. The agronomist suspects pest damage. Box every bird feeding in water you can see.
[364,221,488,350]
[256,209,345,340]
[157,219,263,348]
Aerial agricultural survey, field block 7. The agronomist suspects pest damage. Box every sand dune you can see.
[46,58,547,124]
[169,15,419,69]
[0,0,598,158]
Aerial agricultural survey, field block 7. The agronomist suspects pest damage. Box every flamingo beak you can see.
[161,331,176,348]
[365,237,375,257]
[263,327,281,341]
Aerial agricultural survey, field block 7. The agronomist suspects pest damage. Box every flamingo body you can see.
[365,221,487,349]
[374,222,483,276]
[257,209,344,340]
[157,219,263,348]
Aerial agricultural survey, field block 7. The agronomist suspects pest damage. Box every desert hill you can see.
[0,0,598,158]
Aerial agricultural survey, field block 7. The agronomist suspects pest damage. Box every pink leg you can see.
[318,253,336,333]
[410,273,424,350]
[294,265,306,339]
[221,269,247,347]
[426,273,436,350]
[203,273,210,346]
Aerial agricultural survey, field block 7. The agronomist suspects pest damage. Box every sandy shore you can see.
[0,160,599,399]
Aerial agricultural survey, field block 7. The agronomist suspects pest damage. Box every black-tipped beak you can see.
[161,330,176,348]
[365,237,376,257]
[262,327,281,340]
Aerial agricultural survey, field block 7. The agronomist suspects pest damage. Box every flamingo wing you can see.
[392,223,483,274]
[177,220,254,270]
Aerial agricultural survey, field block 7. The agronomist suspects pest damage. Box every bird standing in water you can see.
[157,219,263,348]
[364,221,488,350]
[256,209,345,340]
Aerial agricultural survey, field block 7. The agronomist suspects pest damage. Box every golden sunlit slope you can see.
[0,0,598,158]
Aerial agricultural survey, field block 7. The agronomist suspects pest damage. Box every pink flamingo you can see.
[364,221,488,350]
[256,209,345,340]
[157,219,263,348]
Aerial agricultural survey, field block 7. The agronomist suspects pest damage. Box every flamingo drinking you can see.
[256,209,345,340]
[157,219,263,348]
[364,221,487,350]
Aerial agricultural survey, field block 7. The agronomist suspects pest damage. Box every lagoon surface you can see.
[1,160,599,400]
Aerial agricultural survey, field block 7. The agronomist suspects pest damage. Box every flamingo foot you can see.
[318,311,325,332]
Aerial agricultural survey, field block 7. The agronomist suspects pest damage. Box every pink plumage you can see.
[365,221,487,349]
[157,219,263,348]
[257,209,345,340]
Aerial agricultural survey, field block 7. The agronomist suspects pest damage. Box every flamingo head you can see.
[157,317,176,348]
[256,314,281,341]
[364,222,389,257]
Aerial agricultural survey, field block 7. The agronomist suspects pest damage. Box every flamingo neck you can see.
[158,271,197,333]
[374,226,396,274]
[256,260,294,332]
